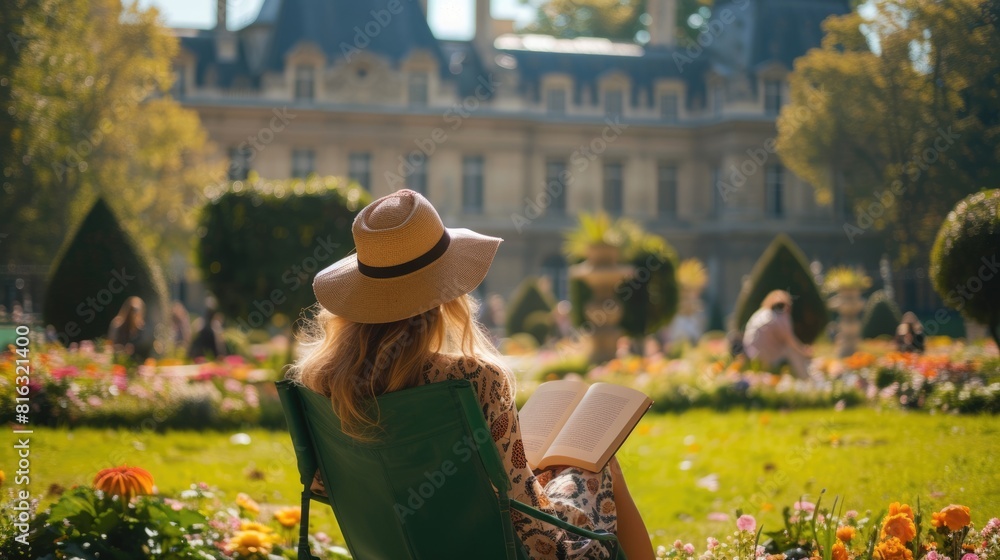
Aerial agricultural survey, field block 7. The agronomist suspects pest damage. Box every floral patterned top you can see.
[419,353,617,560]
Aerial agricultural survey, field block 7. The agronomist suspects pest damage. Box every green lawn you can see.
[4,409,1000,548]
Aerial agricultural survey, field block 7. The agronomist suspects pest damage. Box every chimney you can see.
[475,0,494,53]
[648,0,677,46]
[216,0,227,31]
[215,0,237,62]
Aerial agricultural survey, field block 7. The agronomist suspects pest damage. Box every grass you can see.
[4,408,999,549]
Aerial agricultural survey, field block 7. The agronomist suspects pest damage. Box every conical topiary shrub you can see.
[43,198,169,349]
[506,277,556,345]
[861,289,902,339]
[733,234,828,344]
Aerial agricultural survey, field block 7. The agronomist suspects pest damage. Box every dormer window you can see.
[764,79,783,114]
[171,64,187,97]
[546,88,567,114]
[294,65,315,100]
[660,92,678,122]
[408,73,429,107]
[604,89,624,118]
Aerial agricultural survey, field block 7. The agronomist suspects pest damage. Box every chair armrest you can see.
[510,499,625,557]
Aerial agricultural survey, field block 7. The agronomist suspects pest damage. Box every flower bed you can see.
[0,466,349,559]
[0,342,286,430]
[656,496,999,560]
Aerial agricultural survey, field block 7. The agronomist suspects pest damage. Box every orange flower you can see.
[832,541,849,560]
[93,465,154,501]
[874,537,913,560]
[240,521,275,533]
[844,352,876,369]
[888,502,914,521]
[931,504,971,532]
[837,526,856,542]
[273,506,302,528]
[881,513,917,543]
[236,492,261,515]
[0,469,5,487]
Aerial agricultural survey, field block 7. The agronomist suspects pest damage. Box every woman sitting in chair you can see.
[291,189,654,560]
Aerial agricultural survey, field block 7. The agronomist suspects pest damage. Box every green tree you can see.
[197,176,369,332]
[520,0,708,42]
[506,277,557,345]
[43,198,169,350]
[733,234,828,344]
[0,0,221,267]
[930,189,1000,348]
[776,0,1000,265]
[860,289,902,339]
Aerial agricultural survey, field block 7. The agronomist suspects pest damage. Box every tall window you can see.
[764,79,782,114]
[291,149,315,178]
[660,92,678,122]
[294,65,315,100]
[603,162,624,215]
[406,158,428,195]
[408,72,429,107]
[545,160,568,215]
[462,156,484,214]
[542,255,569,301]
[765,165,784,217]
[657,164,678,218]
[228,146,251,180]
[604,89,624,118]
[348,152,371,190]
[712,166,724,216]
[546,88,567,114]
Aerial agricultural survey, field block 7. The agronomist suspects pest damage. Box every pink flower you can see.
[707,512,730,522]
[756,545,767,558]
[674,540,684,550]
[313,532,331,544]
[845,510,858,519]
[737,514,757,532]
[961,554,978,560]
[707,537,720,551]
[683,543,696,555]
[793,500,816,512]
[925,552,940,560]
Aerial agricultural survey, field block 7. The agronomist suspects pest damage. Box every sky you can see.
[137,0,537,40]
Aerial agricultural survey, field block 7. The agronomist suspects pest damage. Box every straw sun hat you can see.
[313,189,502,324]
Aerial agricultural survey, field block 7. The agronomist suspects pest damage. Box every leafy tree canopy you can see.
[519,0,709,43]
[0,0,221,268]
[776,0,1000,265]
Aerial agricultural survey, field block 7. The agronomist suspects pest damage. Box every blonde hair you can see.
[290,294,504,440]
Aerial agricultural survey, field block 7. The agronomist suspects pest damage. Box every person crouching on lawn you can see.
[742,290,813,379]
[290,189,654,560]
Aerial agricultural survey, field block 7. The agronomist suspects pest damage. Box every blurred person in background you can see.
[108,296,149,361]
[895,312,925,353]
[742,290,812,378]
[188,299,228,360]
[170,301,191,351]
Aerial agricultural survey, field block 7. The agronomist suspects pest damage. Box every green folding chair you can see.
[275,378,625,560]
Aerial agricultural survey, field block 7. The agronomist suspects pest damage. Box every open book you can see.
[518,380,653,472]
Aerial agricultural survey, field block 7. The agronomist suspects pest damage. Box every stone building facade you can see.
[173,0,891,326]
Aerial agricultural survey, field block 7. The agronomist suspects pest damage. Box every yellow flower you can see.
[881,513,917,543]
[931,504,971,532]
[236,492,261,515]
[224,530,276,557]
[874,537,913,560]
[837,526,856,542]
[240,521,275,533]
[93,465,154,502]
[832,541,849,560]
[274,506,302,528]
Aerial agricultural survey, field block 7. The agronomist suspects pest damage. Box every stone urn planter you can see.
[569,242,634,363]
[823,267,872,358]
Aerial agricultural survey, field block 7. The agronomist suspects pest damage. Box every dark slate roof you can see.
[438,41,495,99]
[179,32,257,89]
[711,0,850,71]
[498,44,709,109]
[263,0,446,71]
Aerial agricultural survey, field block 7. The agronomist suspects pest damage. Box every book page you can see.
[540,383,651,471]
[517,379,589,469]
